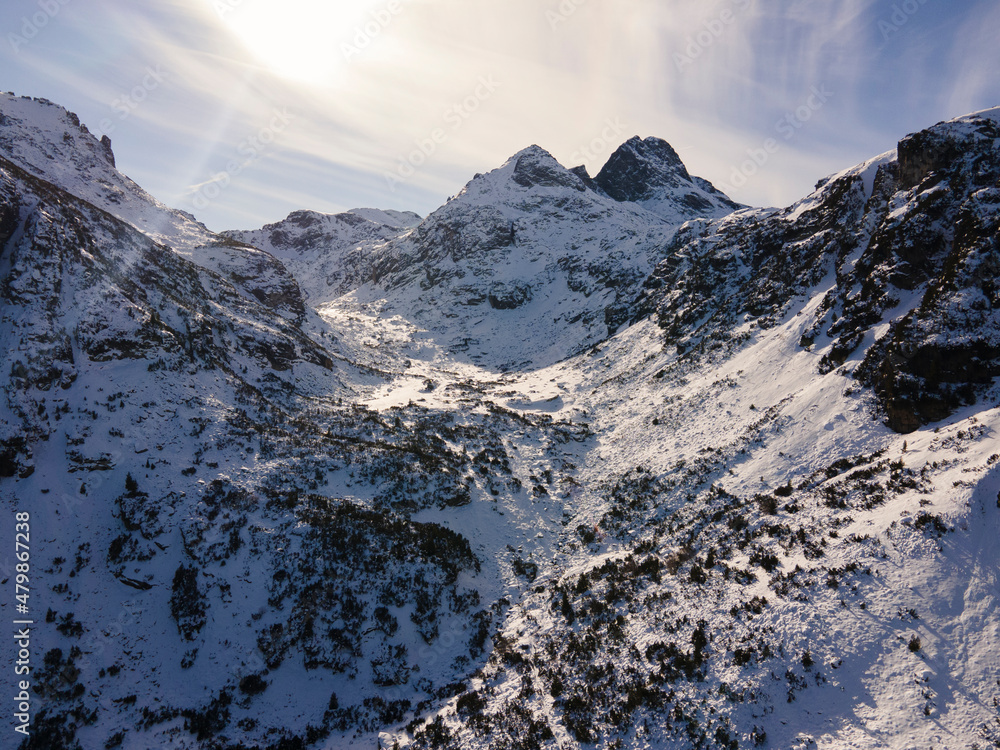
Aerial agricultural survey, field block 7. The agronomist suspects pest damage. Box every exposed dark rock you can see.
[511,146,587,191]
[595,136,692,202]
[0,436,29,478]
[99,134,115,167]
[593,136,743,221]
[488,281,533,310]
[896,117,1000,189]
[570,164,601,193]
[639,114,1000,433]
[0,191,18,241]
[115,573,153,591]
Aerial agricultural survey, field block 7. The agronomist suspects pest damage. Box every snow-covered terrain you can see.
[2,92,999,750]
[229,138,742,373]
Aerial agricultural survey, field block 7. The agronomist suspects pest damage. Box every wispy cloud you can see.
[1,0,997,229]
[942,3,1000,118]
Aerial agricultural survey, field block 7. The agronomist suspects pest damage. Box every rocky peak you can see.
[594,135,692,201]
[509,145,588,191]
[591,135,742,221]
[0,94,118,183]
[99,134,116,167]
[897,111,1000,189]
[568,164,600,191]
[0,92,209,250]
[284,209,325,227]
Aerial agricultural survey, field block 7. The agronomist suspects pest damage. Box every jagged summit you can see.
[456,143,592,202]
[309,138,743,369]
[0,92,219,253]
[595,135,692,198]
[592,134,743,220]
[0,93,117,173]
[0,93,330,376]
[454,138,742,223]
[509,144,589,191]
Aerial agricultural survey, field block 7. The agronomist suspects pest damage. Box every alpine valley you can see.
[2,92,1000,750]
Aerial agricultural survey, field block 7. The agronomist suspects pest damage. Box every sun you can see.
[218,0,400,84]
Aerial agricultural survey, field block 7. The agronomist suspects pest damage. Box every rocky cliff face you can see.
[637,110,1000,433]
[595,135,744,220]
[857,114,1000,431]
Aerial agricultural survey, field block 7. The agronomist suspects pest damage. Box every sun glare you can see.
[219,0,400,84]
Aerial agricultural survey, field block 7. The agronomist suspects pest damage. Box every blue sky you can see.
[2,0,998,231]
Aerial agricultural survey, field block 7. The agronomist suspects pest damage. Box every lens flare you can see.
[218,0,400,84]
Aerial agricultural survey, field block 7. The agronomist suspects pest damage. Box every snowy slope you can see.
[366,110,1000,750]
[226,208,421,304]
[2,95,999,750]
[0,93,315,327]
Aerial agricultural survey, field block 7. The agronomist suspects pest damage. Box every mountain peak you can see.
[509,144,587,191]
[456,144,588,201]
[0,93,117,176]
[594,135,742,220]
[595,135,693,202]
[0,91,206,248]
[510,143,556,160]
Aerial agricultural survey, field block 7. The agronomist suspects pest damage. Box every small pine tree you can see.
[560,591,575,624]
[691,620,709,659]
[690,564,707,584]
[124,472,138,494]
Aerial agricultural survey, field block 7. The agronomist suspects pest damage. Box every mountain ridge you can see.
[229,134,743,372]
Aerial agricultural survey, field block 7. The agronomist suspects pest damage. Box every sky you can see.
[2,0,998,231]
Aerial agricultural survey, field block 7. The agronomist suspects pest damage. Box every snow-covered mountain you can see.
[232,141,742,372]
[226,208,422,304]
[2,91,1000,750]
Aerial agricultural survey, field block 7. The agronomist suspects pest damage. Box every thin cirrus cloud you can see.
[941,3,1000,118]
[0,0,997,231]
